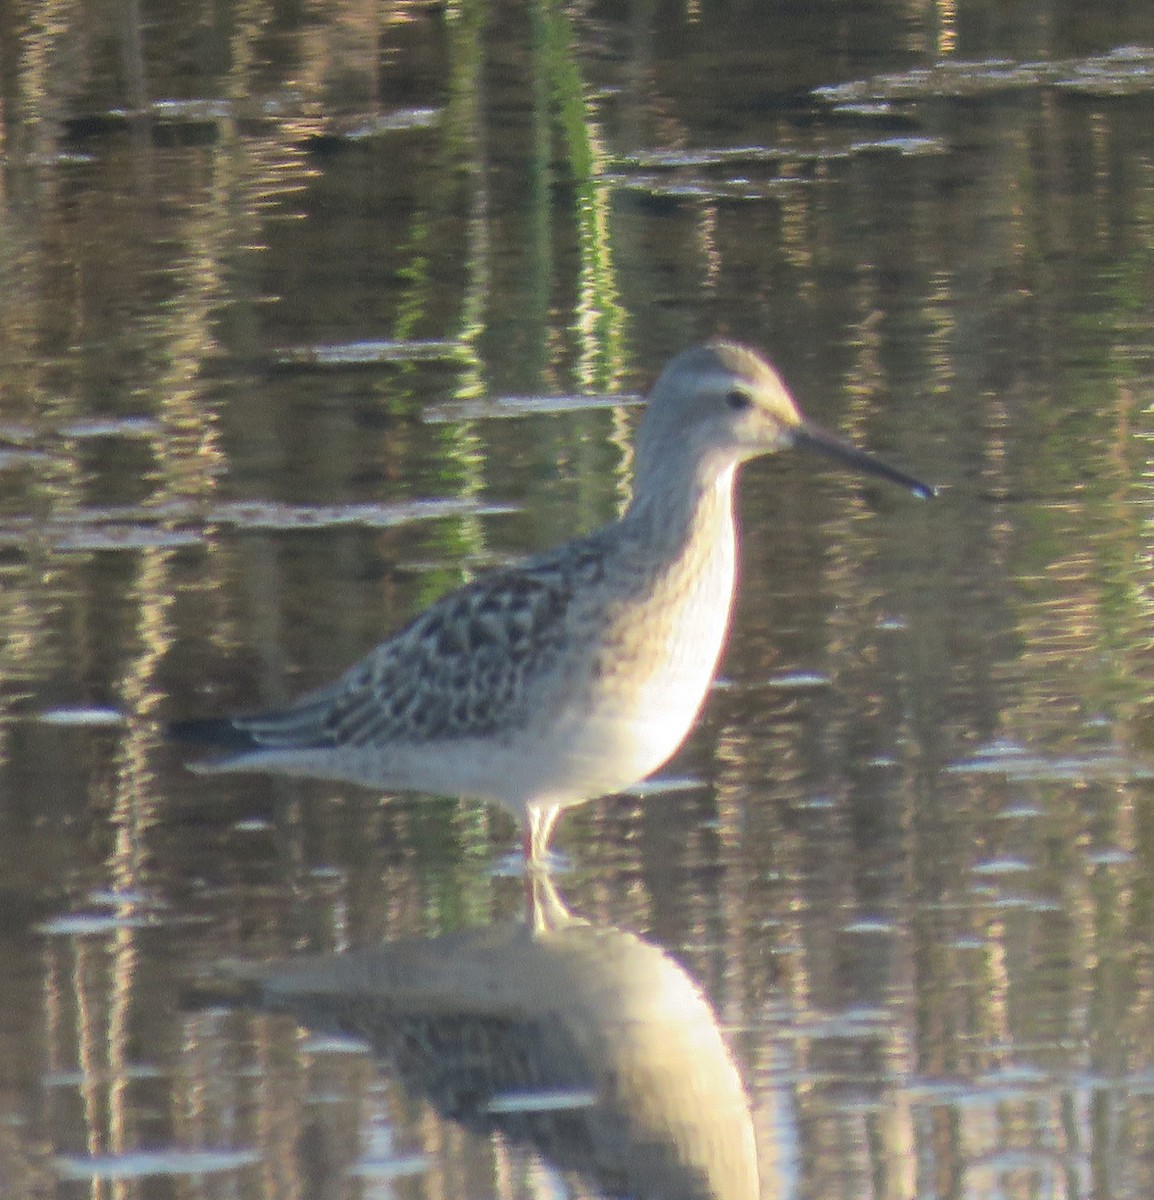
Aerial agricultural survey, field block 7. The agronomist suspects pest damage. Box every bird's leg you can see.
[528,805,562,868]
[523,805,562,915]
[528,872,572,933]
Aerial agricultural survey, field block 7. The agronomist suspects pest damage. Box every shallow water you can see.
[4,2,1154,1197]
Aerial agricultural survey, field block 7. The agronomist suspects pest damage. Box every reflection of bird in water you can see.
[206,875,760,1200]
[174,341,932,868]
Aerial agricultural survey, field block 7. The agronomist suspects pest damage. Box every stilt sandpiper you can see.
[174,341,933,869]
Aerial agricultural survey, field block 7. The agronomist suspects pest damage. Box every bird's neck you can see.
[623,456,739,569]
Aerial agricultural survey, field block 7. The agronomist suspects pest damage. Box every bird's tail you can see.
[167,716,263,754]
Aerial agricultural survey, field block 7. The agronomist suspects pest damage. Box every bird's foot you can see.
[490,846,573,878]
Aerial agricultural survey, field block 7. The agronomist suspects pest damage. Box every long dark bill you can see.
[793,421,936,499]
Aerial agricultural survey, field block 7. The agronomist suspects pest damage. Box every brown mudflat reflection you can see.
[204,876,758,1200]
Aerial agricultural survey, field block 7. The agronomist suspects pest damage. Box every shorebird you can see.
[215,870,759,1200]
[174,341,933,869]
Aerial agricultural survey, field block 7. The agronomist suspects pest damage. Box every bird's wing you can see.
[231,557,589,750]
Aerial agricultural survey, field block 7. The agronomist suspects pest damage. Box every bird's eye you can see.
[726,389,752,411]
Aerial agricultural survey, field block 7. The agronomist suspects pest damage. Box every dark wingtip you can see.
[168,716,260,753]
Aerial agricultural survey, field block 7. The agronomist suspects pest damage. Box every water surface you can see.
[3,2,1154,1197]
